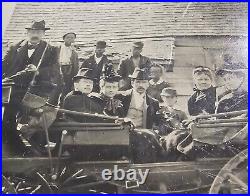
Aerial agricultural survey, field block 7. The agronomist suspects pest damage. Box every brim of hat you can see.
[132,45,143,49]
[216,68,246,75]
[73,76,95,81]
[63,33,76,39]
[94,45,106,48]
[25,27,50,30]
[160,94,176,97]
[129,75,149,80]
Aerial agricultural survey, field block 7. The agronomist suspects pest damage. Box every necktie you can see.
[28,44,39,50]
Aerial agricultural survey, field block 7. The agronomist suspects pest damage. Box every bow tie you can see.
[28,44,39,50]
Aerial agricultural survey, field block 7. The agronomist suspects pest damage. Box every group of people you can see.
[2,20,248,161]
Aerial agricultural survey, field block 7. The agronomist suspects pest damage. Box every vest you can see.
[126,93,147,128]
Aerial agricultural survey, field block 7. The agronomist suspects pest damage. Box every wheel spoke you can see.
[227,173,248,190]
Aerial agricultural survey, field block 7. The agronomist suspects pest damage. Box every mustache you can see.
[30,37,40,41]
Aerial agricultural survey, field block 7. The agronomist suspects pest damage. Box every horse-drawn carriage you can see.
[2,82,248,194]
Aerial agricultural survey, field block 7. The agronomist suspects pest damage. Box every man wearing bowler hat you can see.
[116,68,159,129]
[116,68,163,163]
[117,41,152,90]
[57,32,79,103]
[2,20,62,155]
[81,41,111,92]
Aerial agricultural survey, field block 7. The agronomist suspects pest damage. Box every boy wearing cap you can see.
[215,62,248,114]
[117,41,152,90]
[158,88,187,136]
[81,41,111,92]
[58,32,79,102]
[63,68,103,122]
[188,66,216,116]
[147,64,170,102]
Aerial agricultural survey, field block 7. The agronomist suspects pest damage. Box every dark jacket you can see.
[147,80,170,102]
[117,55,152,90]
[2,39,62,105]
[216,89,248,114]
[89,93,125,117]
[63,91,104,122]
[81,54,110,92]
[188,86,216,116]
[116,90,160,129]
[157,106,188,136]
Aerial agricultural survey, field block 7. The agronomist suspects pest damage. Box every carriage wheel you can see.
[209,149,248,193]
[3,165,118,193]
[2,175,17,193]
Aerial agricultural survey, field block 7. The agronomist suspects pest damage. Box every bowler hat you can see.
[216,62,247,76]
[25,20,50,30]
[95,41,106,49]
[161,88,177,97]
[129,68,149,80]
[132,41,144,49]
[63,32,76,40]
[101,63,121,82]
[73,68,96,81]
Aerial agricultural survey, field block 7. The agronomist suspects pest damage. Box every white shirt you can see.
[131,90,146,109]
[149,78,164,86]
[27,42,38,58]
[28,49,35,58]
[59,44,73,65]
[132,56,140,67]
[95,54,103,64]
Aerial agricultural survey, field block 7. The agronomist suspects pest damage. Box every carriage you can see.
[2,82,248,194]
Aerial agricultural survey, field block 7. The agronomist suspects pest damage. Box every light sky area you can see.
[2,3,16,35]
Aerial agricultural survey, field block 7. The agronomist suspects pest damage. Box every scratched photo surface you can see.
[2,2,248,194]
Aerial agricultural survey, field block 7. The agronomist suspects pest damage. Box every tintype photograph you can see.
[2,2,248,194]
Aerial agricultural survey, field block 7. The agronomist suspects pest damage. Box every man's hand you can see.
[182,116,196,127]
[25,64,37,72]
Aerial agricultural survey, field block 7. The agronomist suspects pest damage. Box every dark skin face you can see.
[132,46,142,57]
[150,66,162,81]
[95,47,105,58]
[63,33,76,47]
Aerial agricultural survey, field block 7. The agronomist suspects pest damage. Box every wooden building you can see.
[3,2,247,111]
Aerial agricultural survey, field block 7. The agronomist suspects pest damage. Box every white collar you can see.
[95,53,103,59]
[61,43,74,49]
[132,90,146,98]
[149,78,164,85]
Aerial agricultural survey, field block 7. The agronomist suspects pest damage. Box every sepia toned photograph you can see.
[2,2,248,194]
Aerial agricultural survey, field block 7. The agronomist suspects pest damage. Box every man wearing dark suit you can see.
[115,68,162,163]
[116,68,159,129]
[117,41,152,90]
[2,20,62,155]
[81,41,110,92]
[57,32,79,102]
